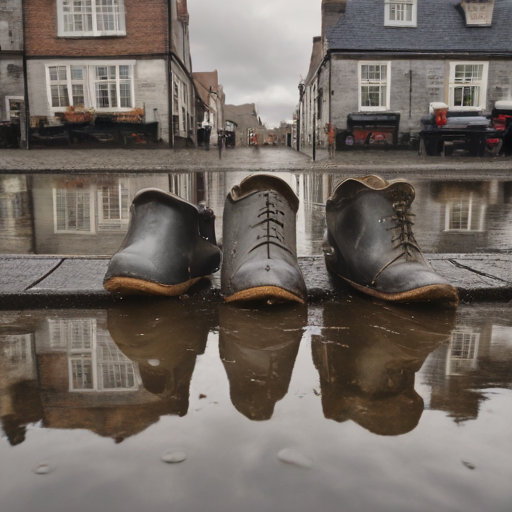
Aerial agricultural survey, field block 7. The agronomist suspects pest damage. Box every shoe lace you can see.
[371,193,421,286]
[248,191,291,258]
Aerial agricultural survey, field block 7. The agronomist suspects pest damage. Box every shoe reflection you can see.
[219,303,307,421]
[107,299,217,419]
[312,298,456,435]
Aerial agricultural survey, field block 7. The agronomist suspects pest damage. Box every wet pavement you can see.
[1,150,512,511]
[2,146,512,178]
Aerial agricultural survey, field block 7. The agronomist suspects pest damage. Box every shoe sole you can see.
[104,276,204,296]
[327,266,459,305]
[224,286,305,304]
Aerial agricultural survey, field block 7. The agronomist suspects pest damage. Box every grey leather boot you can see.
[221,175,307,303]
[324,175,458,304]
[104,188,221,296]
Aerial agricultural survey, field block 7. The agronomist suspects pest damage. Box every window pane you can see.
[109,83,117,107]
[49,67,58,81]
[96,83,109,107]
[72,84,85,106]
[119,65,129,79]
[120,83,131,107]
[71,66,84,80]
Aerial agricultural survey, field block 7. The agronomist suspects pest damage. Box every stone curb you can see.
[1,254,510,309]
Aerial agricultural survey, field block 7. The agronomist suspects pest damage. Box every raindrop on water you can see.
[161,451,187,464]
[32,462,51,475]
[277,449,313,469]
[148,359,160,367]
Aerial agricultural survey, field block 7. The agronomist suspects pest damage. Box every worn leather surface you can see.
[104,188,221,286]
[325,177,453,294]
[221,175,307,300]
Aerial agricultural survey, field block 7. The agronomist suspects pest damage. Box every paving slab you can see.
[0,253,510,308]
[0,257,63,293]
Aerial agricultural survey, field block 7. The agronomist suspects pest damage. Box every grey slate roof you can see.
[327,0,512,53]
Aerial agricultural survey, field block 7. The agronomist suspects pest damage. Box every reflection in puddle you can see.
[312,300,456,435]
[219,303,305,421]
[1,301,512,510]
[1,300,512,444]
[2,173,512,256]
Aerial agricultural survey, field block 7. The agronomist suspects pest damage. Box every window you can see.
[48,65,85,108]
[46,61,134,112]
[53,187,94,233]
[94,65,132,109]
[57,0,126,37]
[445,194,486,232]
[97,181,130,230]
[5,96,24,121]
[359,62,391,111]
[385,0,417,27]
[448,62,488,110]
[446,328,480,375]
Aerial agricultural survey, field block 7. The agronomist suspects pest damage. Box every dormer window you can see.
[385,0,417,27]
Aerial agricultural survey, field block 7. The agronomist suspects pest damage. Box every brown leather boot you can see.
[221,175,306,303]
[324,175,458,304]
[104,188,221,296]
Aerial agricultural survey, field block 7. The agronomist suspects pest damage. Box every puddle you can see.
[1,172,511,256]
[1,299,512,511]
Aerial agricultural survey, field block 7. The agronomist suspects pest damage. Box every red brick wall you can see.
[24,0,168,57]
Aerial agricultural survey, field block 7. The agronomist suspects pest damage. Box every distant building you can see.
[224,103,262,146]
[193,70,225,146]
[0,0,26,148]
[299,0,512,151]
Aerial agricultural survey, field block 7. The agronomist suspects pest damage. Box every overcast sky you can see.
[188,0,321,128]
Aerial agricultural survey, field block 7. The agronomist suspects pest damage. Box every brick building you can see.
[21,0,195,147]
[299,0,512,151]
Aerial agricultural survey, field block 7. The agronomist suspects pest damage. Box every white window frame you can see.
[53,186,96,234]
[384,0,417,27]
[358,61,391,112]
[45,60,135,113]
[446,328,480,376]
[97,180,130,231]
[57,0,126,37]
[444,193,486,232]
[5,96,24,122]
[448,61,489,111]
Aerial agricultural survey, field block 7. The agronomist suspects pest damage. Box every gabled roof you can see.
[305,36,323,85]
[192,71,219,106]
[327,0,512,53]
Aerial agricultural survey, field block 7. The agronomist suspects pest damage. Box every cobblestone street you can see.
[1,146,512,178]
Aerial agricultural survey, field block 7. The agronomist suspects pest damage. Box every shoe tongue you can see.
[230,174,299,212]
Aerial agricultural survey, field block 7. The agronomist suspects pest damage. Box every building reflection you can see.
[0,176,34,254]
[311,298,456,435]
[1,173,511,257]
[0,302,216,444]
[218,304,306,421]
[420,304,512,423]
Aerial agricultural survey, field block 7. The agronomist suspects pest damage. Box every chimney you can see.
[177,0,189,24]
[322,0,347,44]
